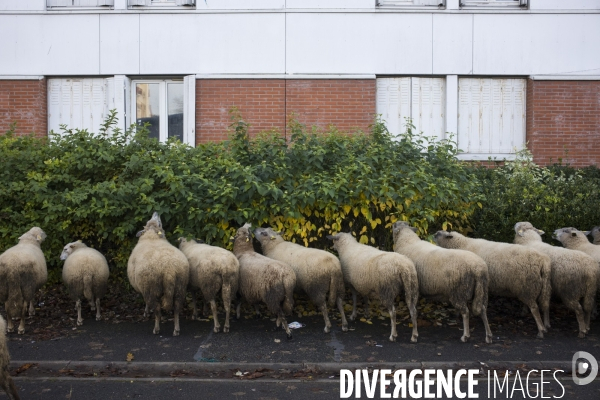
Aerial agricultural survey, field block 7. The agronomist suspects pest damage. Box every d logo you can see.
[572,351,598,385]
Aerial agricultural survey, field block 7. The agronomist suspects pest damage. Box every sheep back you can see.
[62,243,109,302]
[256,229,344,307]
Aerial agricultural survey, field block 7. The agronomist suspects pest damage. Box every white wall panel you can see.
[138,14,285,74]
[100,14,140,74]
[0,0,45,10]
[529,0,600,10]
[0,15,100,75]
[196,0,285,10]
[286,0,373,8]
[473,14,600,75]
[432,14,473,74]
[286,13,433,74]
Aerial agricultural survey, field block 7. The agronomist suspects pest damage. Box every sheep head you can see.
[232,223,253,243]
[326,232,355,251]
[433,230,457,248]
[253,227,281,247]
[137,219,165,239]
[586,226,600,240]
[514,222,544,238]
[553,227,587,246]
[18,227,47,244]
[60,240,86,260]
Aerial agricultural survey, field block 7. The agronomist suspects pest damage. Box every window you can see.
[131,77,195,145]
[47,0,113,7]
[457,78,526,159]
[460,0,527,8]
[128,0,195,6]
[48,78,110,135]
[376,77,446,143]
[377,0,444,6]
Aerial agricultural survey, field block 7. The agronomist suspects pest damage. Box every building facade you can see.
[1,0,599,166]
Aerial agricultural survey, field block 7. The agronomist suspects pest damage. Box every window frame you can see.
[376,0,445,8]
[46,0,114,8]
[459,0,527,9]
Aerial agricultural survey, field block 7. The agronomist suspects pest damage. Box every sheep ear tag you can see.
[36,234,42,241]
[537,229,545,235]
[584,231,591,236]
[270,236,276,240]
[246,237,250,242]
[517,229,524,237]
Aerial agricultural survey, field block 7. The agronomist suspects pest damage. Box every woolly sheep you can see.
[585,226,600,245]
[0,315,20,400]
[392,222,493,344]
[254,227,348,334]
[127,212,190,336]
[555,227,600,265]
[0,227,47,334]
[327,232,419,343]
[514,222,597,338]
[60,240,110,326]
[434,230,552,339]
[232,223,296,340]
[178,238,239,333]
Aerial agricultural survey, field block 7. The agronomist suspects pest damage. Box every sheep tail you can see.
[161,272,176,311]
[83,273,94,302]
[538,258,552,313]
[471,268,488,317]
[327,268,344,308]
[282,271,295,316]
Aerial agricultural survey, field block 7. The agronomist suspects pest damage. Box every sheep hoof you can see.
[18,328,25,335]
[349,314,356,322]
[536,332,544,339]
[485,336,493,344]
[389,335,397,342]
[213,327,220,333]
[153,328,160,335]
[323,326,331,334]
[29,310,35,317]
[223,326,229,333]
[460,335,469,343]
[96,315,102,321]
[342,325,348,332]
[77,320,83,326]
[191,315,197,321]
[286,333,293,341]
[578,332,586,339]
[6,327,13,333]
[410,336,418,343]
[173,330,180,337]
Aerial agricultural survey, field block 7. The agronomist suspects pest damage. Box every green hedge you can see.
[1,111,599,283]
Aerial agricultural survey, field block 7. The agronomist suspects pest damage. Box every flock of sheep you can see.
[0,213,599,399]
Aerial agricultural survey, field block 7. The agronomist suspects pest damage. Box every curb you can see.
[11,360,574,379]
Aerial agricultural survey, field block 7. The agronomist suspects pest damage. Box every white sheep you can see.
[232,223,296,340]
[60,240,110,326]
[178,238,239,333]
[327,232,419,343]
[585,226,600,245]
[254,227,348,333]
[555,227,600,265]
[514,222,598,338]
[0,227,47,334]
[128,212,190,336]
[392,222,493,344]
[434,230,552,339]
[0,315,20,400]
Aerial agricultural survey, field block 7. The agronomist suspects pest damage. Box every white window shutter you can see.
[97,0,114,5]
[458,78,474,154]
[376,78,399,137]
[398,78,411,135]
[48,80,63,135]
[414,0,443,5]
[105,76,130,133]
[74,0,100,5]
[183,75,196,147]
[47,0,73,6]
[128,0,150,5]
[175,0,195,5]
[411,77,445,144]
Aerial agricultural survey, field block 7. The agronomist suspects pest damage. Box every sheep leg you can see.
[336,296,348,332]
[525,300,546,338]
[95,298,102,321]
[143,303,149,318]
[349,289,358,321]
[190,291,198,320]
[363,296,370,319]
[564,299,587,338]
[540,300,551,330]
[459,307,470,343]
[153,305,161,335]
[28,300,35,316]
[278,311,292,340]
[388,304,398,342]
[173,311,180,337]
[5,304,14,333]
[319,302,332,334]
[90,297,96,311]
[222,284,232,333]
[236,302,241,320]
[17,301,26,334]
[480,308,493,344]
[405,294,419,343]
[210,299,221,333]
[0,374,20,400]
[76,299,83,326]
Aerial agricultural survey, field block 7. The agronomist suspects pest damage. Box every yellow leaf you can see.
[359,235,369,244]
[126,352,134,362]
[343,205,351,215]
[353,207,360,218]
[360,226,367,234]
[405,199,411,207]
[361,207,369,218]
[360,318,367,322]
[366,320,373,325]
[442,222,447,231]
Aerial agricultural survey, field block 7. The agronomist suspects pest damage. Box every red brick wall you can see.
[527,80,600,167]
[195,79,376,143]
[0,79,47,137]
